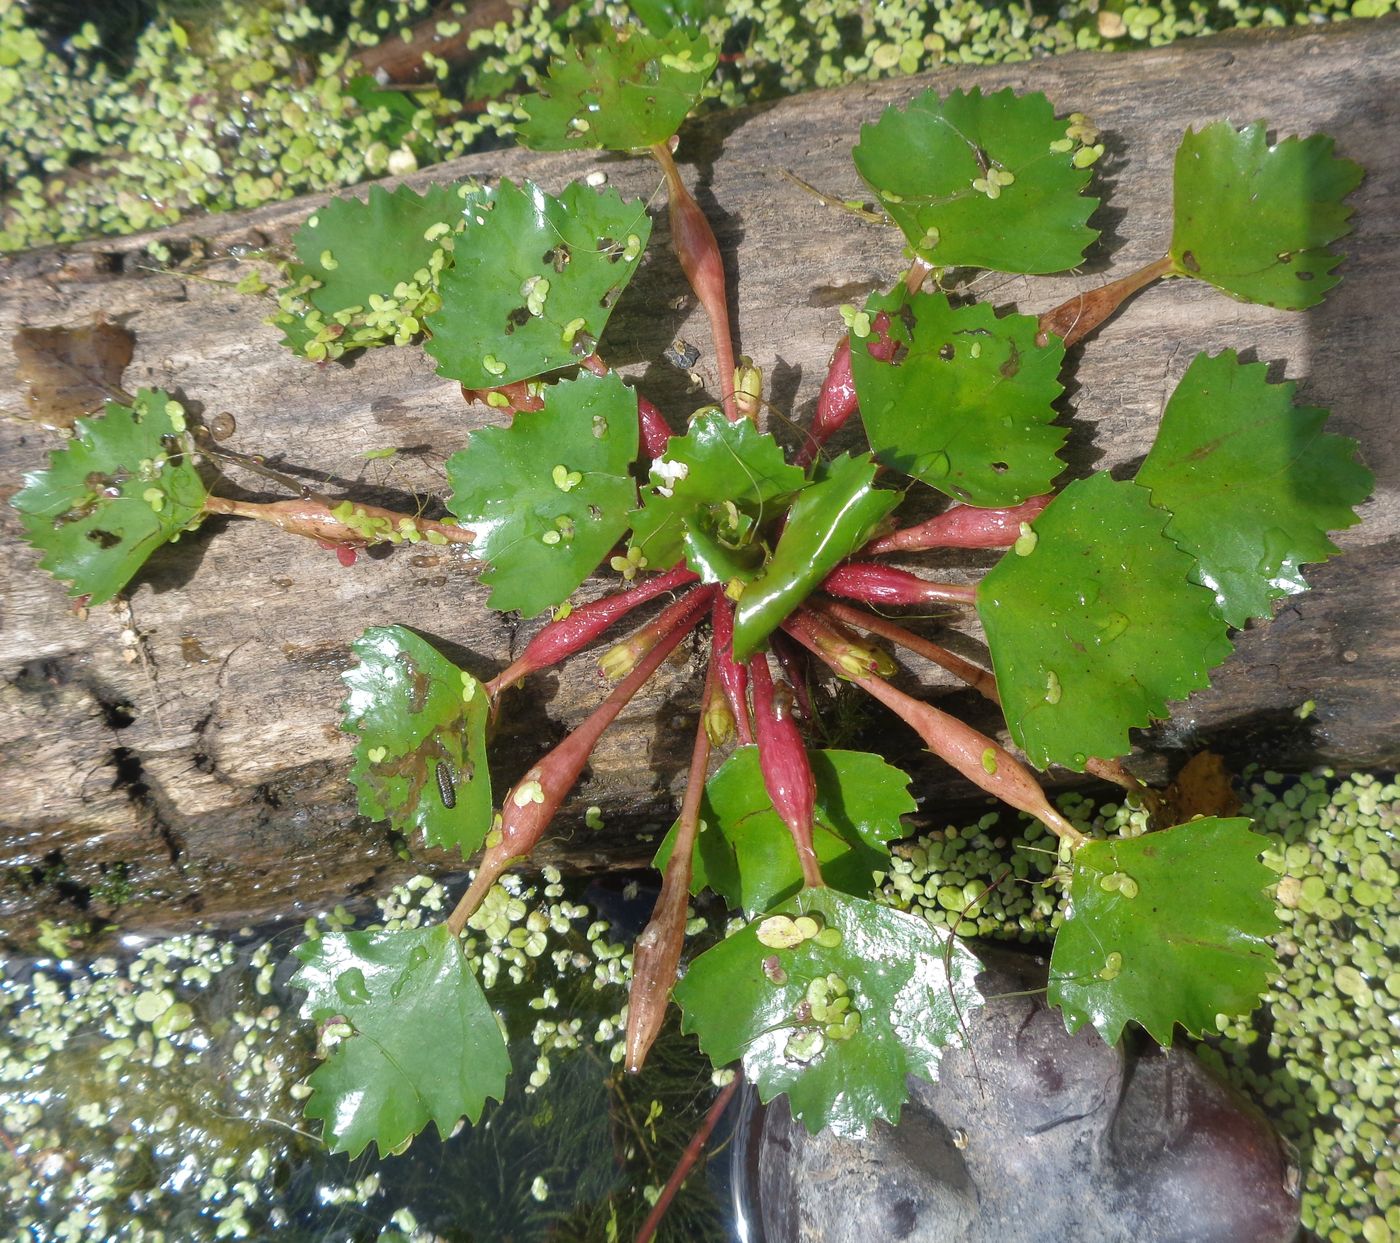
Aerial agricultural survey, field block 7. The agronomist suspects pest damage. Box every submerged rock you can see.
[739,948,1300,1243]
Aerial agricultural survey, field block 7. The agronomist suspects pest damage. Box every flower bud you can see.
[599,635,646,681]
[703,696,735,746]
[734,357,762,422]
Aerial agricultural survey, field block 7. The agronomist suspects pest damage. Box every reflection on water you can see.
[1,872,734,1242]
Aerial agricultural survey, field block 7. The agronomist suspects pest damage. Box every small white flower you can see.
[650,456,689,498]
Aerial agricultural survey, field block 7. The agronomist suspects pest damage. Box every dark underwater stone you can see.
[736,947,1300,1243]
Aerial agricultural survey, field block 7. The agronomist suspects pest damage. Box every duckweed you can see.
[3,773,1391,1236]
[5,0,1396,255]
[875,768,1399,1237]
[1,868,728,1241]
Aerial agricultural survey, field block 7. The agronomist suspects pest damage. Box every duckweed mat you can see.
[2,771,1394,1241]
[4,0,1397,254]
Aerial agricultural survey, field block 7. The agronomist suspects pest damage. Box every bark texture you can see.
[2,20,1398,937]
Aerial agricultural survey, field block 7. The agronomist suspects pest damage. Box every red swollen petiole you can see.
[710,595,753,745]
[864,495,1052,556]
[485,564,699,697]
[785,608,1085,846]
[446,585,715,933]
[749,651,824,887]
[821,562,977,606]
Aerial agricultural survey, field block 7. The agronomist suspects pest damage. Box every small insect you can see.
[435,761,456,809]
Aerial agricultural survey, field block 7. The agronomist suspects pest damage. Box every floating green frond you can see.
[852,87,1099,273]
[517,25,717,152]
[978,473,1232,769]
[425,180,651,387]
[1170,121,1362,308]
[291,926,510,1158]
[1137,351,1372,627]
[273,181,480,359]
[445,372,640,617]
[852,291,1066,505]
[1049,817,1279,1045]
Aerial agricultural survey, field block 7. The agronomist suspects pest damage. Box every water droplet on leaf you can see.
[1095,611,1130,644]
[335,967,371,1005]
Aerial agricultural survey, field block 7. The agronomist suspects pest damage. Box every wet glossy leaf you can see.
[977,473,1232,770]
[731,454,900,661]
[852,291,1066,506]
[425,180,651,387]
[1048,817,1278,1045]
[517,25,717,152]
[298,183,468,315]
[445,372,639,617]
[852,87,1098,274]
[628,408,806,576]
[675,887,982,1136]
[1136,351,1372,627]
[1170,121,1362,309]
[628,0,720,33]
[654,747,915,911]
[274,181,478,356]
[291,925,510,1158]
[681,522,763,585]
[13,321,134,430]
[12,389,207,605]
[342,626,492,857]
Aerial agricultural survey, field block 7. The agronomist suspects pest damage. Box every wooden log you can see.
[2,20,1398,937]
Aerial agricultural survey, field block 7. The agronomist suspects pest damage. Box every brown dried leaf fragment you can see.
[13,320,134,430]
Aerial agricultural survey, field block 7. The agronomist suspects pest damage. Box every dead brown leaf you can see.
[1163,751,1242,823]
[12,319,135,430]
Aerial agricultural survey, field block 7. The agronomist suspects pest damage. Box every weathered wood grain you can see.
[2,19,1397,937]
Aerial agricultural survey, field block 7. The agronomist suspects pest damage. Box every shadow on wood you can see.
[1,19,1397,939]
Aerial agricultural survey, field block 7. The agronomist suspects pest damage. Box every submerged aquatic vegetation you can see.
[0,872,729,1242]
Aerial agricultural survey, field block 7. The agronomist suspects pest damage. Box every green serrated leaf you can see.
[291,925,510,1158]
[654,747,915,911]
[1170,121,1362,309]
[445,372,639,617]
[1048,818,1278,1045]
[274,181,479,358]
[1136,351,1372,627]
[341,626,492,857]
[731,454,900,662]
[852,87,1099,274]
[977,473,1232,770]
[517,25,716,152]
[628,408,806,576]
[424,180,652,388]
[852,291,1066,505]
[675,888,982,1136]
[12,389,207,605]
